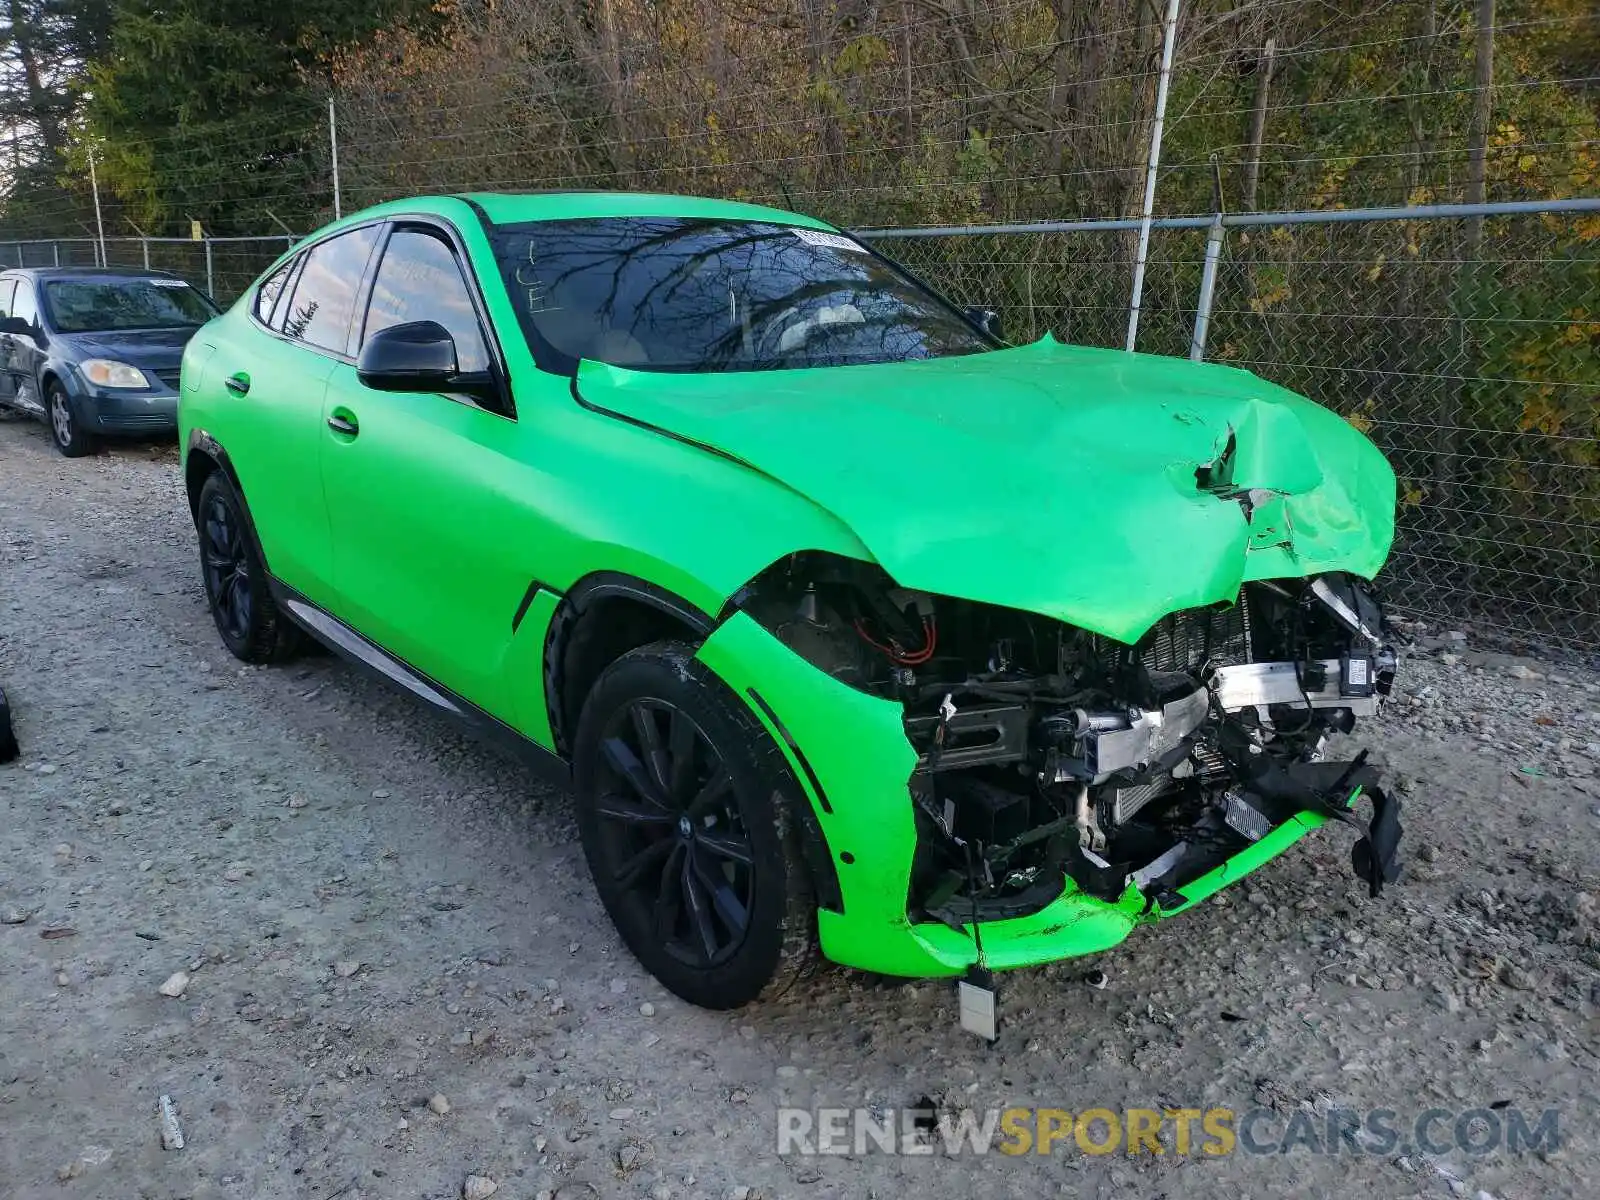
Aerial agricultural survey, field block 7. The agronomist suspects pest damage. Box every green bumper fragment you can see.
[696,611,1339,978]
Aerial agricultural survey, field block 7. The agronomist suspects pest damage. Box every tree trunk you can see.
[1465,0,1495,247]
[597,0,633,182]
[1240,38,1275,211]
[1435,1,1496,515]
[1405,2,1438,200]
[899,0,915,152]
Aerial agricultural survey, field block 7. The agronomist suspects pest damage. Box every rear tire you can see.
[196,471,299,664]
[574,640,818,1009]
[48,383,95,458]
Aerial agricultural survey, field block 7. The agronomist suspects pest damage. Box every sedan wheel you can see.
[48,385,94,458]
[575,640,818,1008]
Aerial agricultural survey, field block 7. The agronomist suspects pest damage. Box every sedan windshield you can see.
[488,216,994,372]
[43,278,218,333]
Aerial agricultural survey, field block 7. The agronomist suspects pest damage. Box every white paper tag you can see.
[790,228,867,253]
[958,979,997,1042]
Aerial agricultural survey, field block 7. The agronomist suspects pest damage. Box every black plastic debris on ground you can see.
[0,685,18,764]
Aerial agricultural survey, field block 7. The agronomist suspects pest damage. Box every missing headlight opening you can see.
[736,553,1403,931]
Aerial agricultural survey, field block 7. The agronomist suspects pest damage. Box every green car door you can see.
[218,224,382,605]
[317,220,545,726]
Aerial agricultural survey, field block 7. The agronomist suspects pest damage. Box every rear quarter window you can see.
[255,258,297,329]
[279,226,381,354]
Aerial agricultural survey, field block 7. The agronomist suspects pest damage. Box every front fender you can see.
[693,610,937,972]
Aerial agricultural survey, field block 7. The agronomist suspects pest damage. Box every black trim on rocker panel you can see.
[267,578,571,788]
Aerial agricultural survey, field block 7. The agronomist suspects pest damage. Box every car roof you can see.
[457,190,836,230]
[312,190,837,239]
[1,266,188,282]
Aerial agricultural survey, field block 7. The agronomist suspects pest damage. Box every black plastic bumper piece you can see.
[1220,732,1404,898]
[0,684,18,763]
[1350,784,1403,897]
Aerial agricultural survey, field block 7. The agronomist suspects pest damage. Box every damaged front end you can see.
[735,553,1403,942]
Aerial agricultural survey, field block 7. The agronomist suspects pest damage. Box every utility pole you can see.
[328,97,342,220]
[1125,0,1182,353]
[88,147,107,268]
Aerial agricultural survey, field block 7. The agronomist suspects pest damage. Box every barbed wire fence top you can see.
[1,0,1594,651]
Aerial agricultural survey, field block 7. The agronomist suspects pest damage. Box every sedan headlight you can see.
[81,359,151,389]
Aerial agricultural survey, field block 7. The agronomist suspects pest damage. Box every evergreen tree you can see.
[83,0,429,234]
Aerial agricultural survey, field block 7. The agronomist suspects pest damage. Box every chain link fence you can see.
[0,206,1592,651]
[0,235,293,305]
[866,199,1600,652]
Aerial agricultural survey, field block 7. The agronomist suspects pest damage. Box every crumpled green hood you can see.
[575,336,1396,643]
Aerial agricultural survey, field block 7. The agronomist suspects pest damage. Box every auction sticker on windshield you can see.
[790,228,867,252]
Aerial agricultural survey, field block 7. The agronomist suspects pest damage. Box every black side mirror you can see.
[0,315,31,337]
[357,320,459,392]
[965,306,1004,342]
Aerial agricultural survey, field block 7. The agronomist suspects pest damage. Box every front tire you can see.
[574,640,818,1009]
[48,383,95,458]
[195,471,299,664]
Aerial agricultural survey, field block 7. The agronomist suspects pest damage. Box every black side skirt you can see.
[267,578,572,790]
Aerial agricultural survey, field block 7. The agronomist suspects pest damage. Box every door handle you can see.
[223,373,250,396]
[327,413,359,437]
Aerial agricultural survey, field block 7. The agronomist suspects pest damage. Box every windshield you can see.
[488,216,995,372]
[43,278,218,333]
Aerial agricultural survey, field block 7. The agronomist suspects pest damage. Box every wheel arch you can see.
[184,430,273,574]
[545,571,844,915]
[184,429,238,518]
[542,571,716,758]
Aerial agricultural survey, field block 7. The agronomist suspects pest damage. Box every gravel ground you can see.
[2,414,1598,1200]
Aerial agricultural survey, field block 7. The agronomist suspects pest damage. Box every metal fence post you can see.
[142,238,150,270]
[1189,213,1225,361]
[1125,0,1183,352]
[51,241,59,267]
[205,239,215,298]
[329,96,343,220]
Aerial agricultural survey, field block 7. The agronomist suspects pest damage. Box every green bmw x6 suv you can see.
[180,191,1403,1011]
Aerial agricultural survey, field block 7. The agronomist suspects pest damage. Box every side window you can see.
[279,225,379,354]
[0,279,15,318]
[363,228,490,374]
[11,279,38,328]
[255,257,296,328]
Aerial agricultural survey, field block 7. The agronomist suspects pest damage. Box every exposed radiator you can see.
[1139,595,1252,672]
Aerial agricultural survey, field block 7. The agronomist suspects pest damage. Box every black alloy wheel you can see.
[194,471,299,664]
[574,640,818,1008]
[201,484,254,645]
[593,696,755,968]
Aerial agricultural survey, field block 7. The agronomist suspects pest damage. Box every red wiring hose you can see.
[855,615,937,665]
